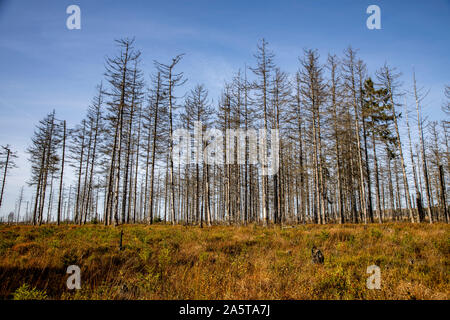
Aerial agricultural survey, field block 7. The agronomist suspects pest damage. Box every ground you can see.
[0,222,448,300]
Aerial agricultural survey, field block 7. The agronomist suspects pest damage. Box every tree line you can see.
[1,38,449,226]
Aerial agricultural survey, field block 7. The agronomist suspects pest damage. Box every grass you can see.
[0,222,448,300]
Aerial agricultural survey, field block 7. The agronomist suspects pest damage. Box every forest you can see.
[1,37,449,227]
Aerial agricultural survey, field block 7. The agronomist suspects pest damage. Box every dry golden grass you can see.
[0,222,448,300]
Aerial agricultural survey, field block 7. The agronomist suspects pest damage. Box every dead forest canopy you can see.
[1,37,449,227]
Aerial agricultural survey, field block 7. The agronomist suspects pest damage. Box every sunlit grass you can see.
[0,222,448,300]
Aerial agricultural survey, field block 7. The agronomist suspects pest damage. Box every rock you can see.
[311,246,324,264]
[120,283,128,294]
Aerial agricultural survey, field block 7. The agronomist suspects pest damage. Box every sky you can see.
[0,0,449,217]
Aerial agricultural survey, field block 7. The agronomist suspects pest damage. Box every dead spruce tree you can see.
[18,38,449,226]
[27,111,62,225]
[181,84,213,227]
[0,145,18,211]
[103,38,141,226]
[155,54,186,225]
[411,71,433,223]
[250,39,274,225]
[376,65,415,223]
[299,49,327,224]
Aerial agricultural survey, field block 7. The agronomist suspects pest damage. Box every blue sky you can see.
[0,0,449,216]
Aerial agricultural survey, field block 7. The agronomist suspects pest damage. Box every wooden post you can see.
[119,230,124,251]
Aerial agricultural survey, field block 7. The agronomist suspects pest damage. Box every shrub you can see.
[319,230,330,241]
[13,284,47,300]
[370,228,382,239]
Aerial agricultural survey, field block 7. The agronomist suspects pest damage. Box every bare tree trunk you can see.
[33,147,46,225]
[81,123,93,224]
[413,71,433,223]
[439,165,448,223]
[149,74,162,224]
[0,148,10,210]
[133,111,142,223]
[371,133,382,223]
[75,120,86,224]
[390,92,414,222]
[57,120,66,225]
[39,112,56,225]
[405,100,423,222]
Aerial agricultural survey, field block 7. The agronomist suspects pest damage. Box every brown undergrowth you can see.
[0,222,448,299]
